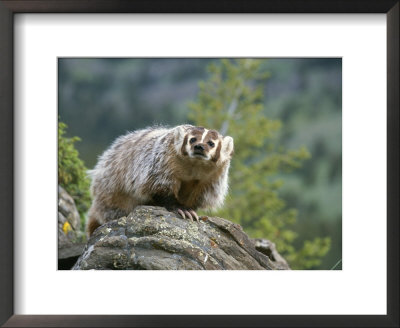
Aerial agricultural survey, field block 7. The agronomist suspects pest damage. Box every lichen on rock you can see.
[72,206,290,270]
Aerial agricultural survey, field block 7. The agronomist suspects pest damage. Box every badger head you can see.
[174,125,234,164]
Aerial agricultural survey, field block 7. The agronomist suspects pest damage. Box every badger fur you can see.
[86,125,234,236]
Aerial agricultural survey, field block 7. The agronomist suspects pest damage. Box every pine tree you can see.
[189,59,330,269]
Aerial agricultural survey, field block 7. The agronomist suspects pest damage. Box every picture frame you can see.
[0,0,398,327]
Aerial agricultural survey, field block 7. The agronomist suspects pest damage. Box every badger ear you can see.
[174,126,185,142]
[173,126,187,153]
[221,136,234,159]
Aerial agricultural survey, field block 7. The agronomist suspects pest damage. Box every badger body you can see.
[87,125,234,236]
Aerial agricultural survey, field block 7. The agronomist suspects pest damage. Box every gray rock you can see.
[253,238,290,270]
[58,185,80,231]
[72,206,289,270]
[58,186,86,269]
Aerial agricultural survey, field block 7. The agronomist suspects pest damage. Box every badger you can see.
[86,124,234,236]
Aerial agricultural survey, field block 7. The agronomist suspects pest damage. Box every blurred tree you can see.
[58,59,210,168]
[261,59,342,269]
[58,121,91,230]
[189,59,330,269]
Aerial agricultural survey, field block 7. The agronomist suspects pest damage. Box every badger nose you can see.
[194,144,205,151]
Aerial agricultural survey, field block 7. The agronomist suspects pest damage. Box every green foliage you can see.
[58,59,211,168]
[189,59,330,269]
[260,59,342,269]
[58,121,91,229]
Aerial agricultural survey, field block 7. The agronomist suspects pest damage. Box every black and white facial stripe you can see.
[182,127,221,161]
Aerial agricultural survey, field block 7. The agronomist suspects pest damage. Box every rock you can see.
[72,206,289,270]
[58,185,86,269]
[253,238,290,270]
[58,186,80,230]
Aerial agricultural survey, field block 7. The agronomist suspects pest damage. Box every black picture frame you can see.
[0,1,398,327]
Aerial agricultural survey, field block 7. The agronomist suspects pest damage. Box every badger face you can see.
[174,125,234,164]
[185,127,219,161]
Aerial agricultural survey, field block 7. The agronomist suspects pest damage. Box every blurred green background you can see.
[58,58,341,270]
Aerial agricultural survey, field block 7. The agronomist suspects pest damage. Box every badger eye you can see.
[208,141,215,147]
[190,137,197,144]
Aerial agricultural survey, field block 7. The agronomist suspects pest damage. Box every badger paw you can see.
[177,208,200,222]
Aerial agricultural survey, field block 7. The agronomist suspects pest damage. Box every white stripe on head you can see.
[200,128,209,143]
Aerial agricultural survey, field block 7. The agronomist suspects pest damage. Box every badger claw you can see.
[189,210,200,222]
[185,210,193,221]
[177,209,186,219]
[177,208,199,222]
